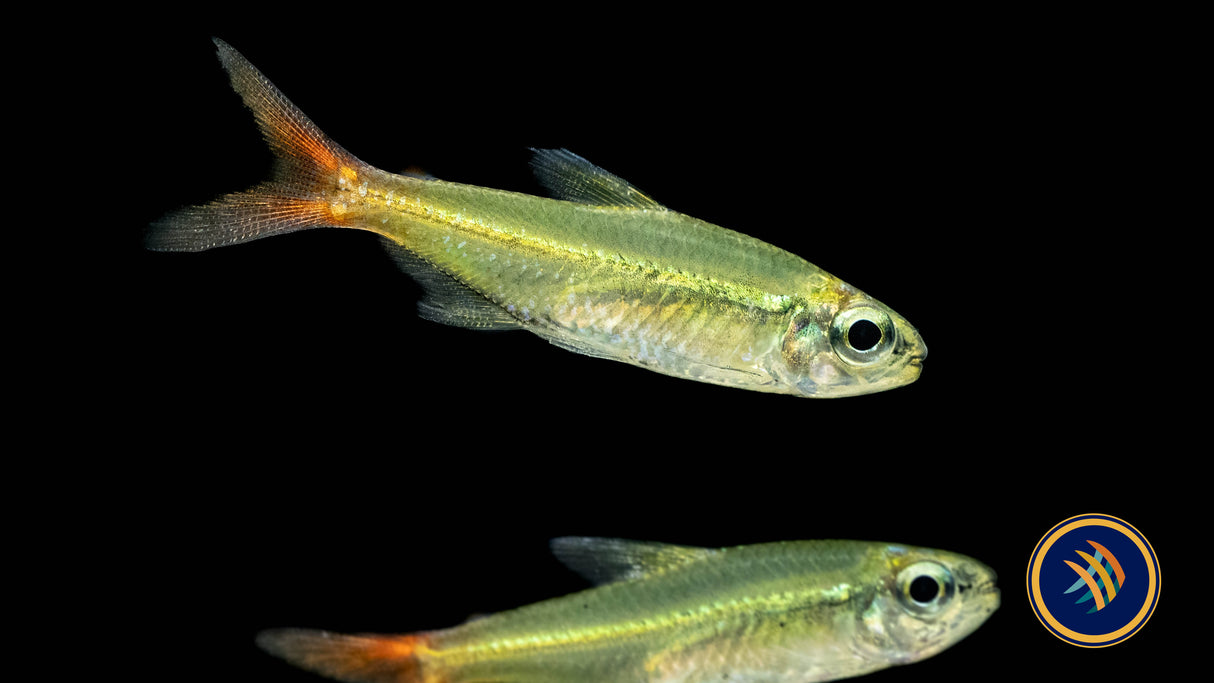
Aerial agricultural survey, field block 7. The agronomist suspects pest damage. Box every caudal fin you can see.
[256,628,431,683]
[146,38,363,252]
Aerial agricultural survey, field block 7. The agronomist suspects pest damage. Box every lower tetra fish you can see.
[147,39,927,397]
[258,537,999,682]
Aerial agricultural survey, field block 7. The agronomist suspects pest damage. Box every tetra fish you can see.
[258,537,998,682]
[148,39,927,397]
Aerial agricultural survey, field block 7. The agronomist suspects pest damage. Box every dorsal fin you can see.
[549,537,715,585]
[529,149,667,209]
[381,239,522,330]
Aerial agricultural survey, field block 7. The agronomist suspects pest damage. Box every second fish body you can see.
[258,537,1000,682]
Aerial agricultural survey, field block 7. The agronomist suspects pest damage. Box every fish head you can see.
[856,544,1000,668]
[775,283,927,397]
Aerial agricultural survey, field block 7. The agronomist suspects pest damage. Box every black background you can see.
[111,8,1192,682]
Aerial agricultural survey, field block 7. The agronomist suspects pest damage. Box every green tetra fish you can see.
[147,39,927,397]
[257,537,1000,682]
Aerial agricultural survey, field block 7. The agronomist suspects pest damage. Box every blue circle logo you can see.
[1026,513,1160,647]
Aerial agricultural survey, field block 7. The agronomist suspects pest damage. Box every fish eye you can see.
[897,562,955,615]
[848,319,882,351]
[830,306,895,366]
[909,575,939,603]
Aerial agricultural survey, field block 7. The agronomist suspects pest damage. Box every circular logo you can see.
[1026,513,1160,647]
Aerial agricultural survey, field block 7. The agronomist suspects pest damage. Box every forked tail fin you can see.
[257,628,432,683]
[146,38,364,252]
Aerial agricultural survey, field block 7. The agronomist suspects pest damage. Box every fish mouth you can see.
[965,572,1000,613]
[903,351,927,375]
[900,336,927,369]
[977,582,1001,605]
[956,561,999,606]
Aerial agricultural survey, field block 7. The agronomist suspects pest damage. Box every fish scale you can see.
[331,164,805,388]
[423,542,863,682]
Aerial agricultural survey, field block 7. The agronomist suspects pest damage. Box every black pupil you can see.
[910,575,939,603]
[848,319,882,351]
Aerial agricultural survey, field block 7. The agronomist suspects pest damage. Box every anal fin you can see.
[382,239,522,330]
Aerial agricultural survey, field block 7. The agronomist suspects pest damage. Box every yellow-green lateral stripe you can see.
[435,583,849,665]
[350,170,803,315]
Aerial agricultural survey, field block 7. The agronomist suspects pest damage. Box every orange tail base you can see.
[257,628,432,683]
[146,38,362,253]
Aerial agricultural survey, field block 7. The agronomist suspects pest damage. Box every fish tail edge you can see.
[146,38,365,252]
[256,628,436,683]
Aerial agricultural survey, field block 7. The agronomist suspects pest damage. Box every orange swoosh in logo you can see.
[1063,540,1125,613]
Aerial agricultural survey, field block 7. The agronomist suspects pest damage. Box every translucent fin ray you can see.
[529,148,667,209]
[146,38,365,252]
[382,239,522,330]
[256,629,432,683]
[550,537,716,585]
